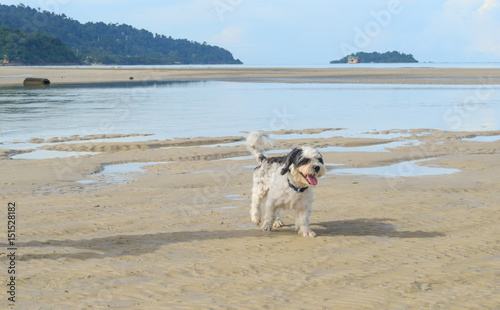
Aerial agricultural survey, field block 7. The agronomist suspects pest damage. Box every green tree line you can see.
[0,25,79,64]
[0,4,242,65]
[330,51,418,64]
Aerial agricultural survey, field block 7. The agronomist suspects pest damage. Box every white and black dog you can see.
[246,131,326,237]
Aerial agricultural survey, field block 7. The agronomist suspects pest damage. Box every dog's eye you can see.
[298,158,310,166]
[318,157,324,164]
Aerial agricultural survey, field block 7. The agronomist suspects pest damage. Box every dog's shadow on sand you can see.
[9,218,444,261]
[312,218,445,239]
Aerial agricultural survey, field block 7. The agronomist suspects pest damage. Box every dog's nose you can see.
[314,166,320,173]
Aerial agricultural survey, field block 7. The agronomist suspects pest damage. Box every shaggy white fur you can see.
[246,131,325,237]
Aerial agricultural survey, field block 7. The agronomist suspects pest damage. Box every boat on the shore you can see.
[348,55,360,63]
[1,55,9,65]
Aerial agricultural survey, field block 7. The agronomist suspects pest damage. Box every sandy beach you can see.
[1,127,499,308]
[2,66,500,87]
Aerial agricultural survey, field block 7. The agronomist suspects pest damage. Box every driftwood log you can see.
[23,77,51,87]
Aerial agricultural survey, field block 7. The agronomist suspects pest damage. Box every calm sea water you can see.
[26,62,500,69]
[1,80,500,149]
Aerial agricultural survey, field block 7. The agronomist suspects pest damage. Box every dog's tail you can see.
[246,131,274,163]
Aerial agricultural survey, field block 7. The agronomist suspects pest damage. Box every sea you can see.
[1,63,500,152]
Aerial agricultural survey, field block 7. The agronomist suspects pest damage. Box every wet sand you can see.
[2,66,500,87]
[1,128,500,308]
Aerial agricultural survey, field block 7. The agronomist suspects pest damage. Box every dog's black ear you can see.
[281,148,302,175]
[318,151,324,164]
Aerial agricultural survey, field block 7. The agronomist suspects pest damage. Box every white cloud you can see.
[468,0,500,57]
[210,26,244,45]
[479,0,500,11]
[133,0,216,25]
[422,0,500,61]
[468,0,500,56]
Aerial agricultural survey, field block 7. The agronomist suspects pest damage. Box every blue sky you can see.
[2,0,500,64]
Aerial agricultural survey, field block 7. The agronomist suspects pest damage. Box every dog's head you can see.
[281,147,326,187]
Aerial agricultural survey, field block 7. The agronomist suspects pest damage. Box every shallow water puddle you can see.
[218,140,422,163]
[328,159,460,178]
[224,194,246,201]
[77,161,170,185]
[318,140,421,153]
[462,135,500,142]
[271,129,413,140]
[99,162,170,174]
[12,149,99,160]
[75,180,98,184]
[162,140,244,150]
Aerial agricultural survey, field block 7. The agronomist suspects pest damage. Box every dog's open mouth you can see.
[305,174,318,186]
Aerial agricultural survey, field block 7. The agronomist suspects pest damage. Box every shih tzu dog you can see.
[246,131,325,237]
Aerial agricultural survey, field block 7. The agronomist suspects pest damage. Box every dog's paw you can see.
[251,215,261,226]
[300,230,317,237]
[273,219,284,228]
[261,223,273,231]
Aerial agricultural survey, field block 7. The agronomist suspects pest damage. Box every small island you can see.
[330,51,418,64]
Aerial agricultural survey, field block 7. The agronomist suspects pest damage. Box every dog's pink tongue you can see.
[306,175,318,186]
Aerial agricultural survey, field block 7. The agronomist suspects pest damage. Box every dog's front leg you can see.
[295,205,316,237]
[261,200,278,231]
[273,209,284,228]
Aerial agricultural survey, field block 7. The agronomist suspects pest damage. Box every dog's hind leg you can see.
[250,185,267,226]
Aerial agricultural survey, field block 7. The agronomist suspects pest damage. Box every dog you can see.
[246,131,326,237]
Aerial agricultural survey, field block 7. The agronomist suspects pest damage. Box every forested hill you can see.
[330,51,418,64]
[0,4,242,65]
[0,25,79,64]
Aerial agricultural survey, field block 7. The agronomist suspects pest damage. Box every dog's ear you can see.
[318,151,324,164]
[281,148,302,175]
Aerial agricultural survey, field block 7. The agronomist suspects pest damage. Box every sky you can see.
[1,0,500,65]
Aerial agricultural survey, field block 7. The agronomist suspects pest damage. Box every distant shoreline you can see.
[2,67,500,87]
